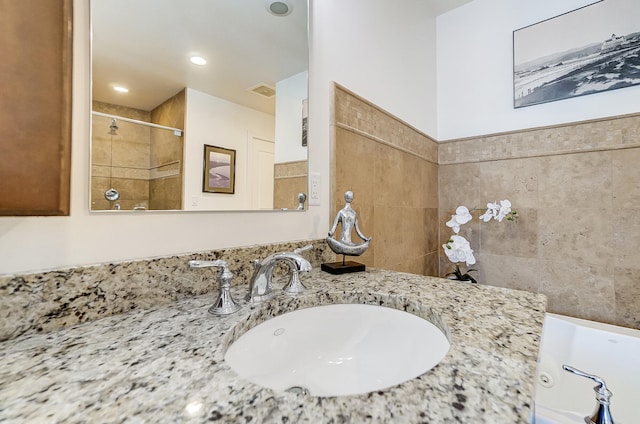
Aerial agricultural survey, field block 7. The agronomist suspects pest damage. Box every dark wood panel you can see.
[0,0,73,215]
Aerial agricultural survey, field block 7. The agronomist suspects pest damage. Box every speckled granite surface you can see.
[0,240,333,342]
[0,268,546,423]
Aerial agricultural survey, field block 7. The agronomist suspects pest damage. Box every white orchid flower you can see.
[479,202,498,222]
[496,199,512,222]
[442,235,476,266]
[445,206,473,233]
[443,198,515,283]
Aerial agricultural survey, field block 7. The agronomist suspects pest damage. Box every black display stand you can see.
[321,257,366,274]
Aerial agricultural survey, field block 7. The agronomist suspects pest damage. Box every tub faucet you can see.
[563,365,615,424]
[247,246,313,302]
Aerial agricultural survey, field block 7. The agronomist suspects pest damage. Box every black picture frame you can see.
[513,0,640,108]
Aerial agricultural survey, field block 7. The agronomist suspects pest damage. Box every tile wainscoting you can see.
[331,82,638,329]
[439,113,640,329]
[331,84,440,276]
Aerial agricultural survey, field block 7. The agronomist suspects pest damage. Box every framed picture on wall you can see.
[513,0,640,108]
[203,145,236,194]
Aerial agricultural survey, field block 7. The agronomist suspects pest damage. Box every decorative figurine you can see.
[322,190,371,274]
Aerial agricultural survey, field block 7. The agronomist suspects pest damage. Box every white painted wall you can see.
[0,0,438,275]
[311,0,438,137]
[184,88,274,211]
[275,71,308,163]
[309,0,439,231]
[437,0,640,140]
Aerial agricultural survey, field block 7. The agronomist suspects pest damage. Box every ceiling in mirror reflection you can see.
[91,0,308,114]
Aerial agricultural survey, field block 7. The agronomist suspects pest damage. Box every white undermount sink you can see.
[224,303,450,397]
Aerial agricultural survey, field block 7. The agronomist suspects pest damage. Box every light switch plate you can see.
[309,172,321,206]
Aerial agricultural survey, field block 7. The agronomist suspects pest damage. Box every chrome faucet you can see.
[563,365,615,424]
[247,245,313,302]
[188,259,241,315]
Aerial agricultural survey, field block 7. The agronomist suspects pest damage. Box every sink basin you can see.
[224,303,450,397]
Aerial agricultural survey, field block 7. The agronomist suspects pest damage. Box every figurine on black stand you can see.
[322,190,371,274]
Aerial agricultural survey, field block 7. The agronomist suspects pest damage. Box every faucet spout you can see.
[272,252,312,272]
[247,251,312,302]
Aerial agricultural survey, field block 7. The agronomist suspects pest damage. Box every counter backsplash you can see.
[0,240,334,342]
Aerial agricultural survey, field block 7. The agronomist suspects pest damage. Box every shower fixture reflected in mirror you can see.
[108,118,118,136]
[104,118,120,206]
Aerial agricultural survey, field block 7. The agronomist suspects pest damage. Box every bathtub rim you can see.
[544,313,640,338]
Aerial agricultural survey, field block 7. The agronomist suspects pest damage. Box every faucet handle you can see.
[283,269,308,295]
[563,365,611,395]
[294,244,313,254]
[188,259,241,315]
[189,259,227,270]
[563,365,615,424]
[283,246,313,295]
[251,258,261,270]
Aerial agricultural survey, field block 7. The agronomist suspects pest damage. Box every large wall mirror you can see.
[90,0,309,212]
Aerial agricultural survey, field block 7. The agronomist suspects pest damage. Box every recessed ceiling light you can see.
[264,0,292,17]
[190,56,207,66]
[113,85,129,93]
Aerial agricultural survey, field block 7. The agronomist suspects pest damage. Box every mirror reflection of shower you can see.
[90,110,184,211]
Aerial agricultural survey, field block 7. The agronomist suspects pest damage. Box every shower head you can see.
[109,118,119,135]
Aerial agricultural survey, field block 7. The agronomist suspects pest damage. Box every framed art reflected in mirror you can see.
[203,145,236,195]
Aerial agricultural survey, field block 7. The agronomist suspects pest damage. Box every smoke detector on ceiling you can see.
[264,0,293,17]
[247,82,276,98]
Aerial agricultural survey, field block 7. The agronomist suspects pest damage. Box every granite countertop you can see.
[0,268,546,423]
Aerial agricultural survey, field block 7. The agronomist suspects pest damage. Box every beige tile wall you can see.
[274,160,308,210]
[332,84,440,275]
[150,90,185,210]
[332,83,639,329]
[439,114,640,329]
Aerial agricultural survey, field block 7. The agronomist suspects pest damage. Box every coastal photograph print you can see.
[203,145,236,194]
[513,0,640,108]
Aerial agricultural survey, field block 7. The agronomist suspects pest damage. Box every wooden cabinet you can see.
[0,0,73,215]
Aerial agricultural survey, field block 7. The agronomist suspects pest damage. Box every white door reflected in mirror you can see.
[248,136,275,210]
